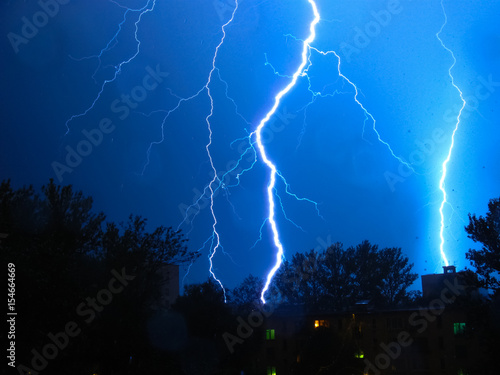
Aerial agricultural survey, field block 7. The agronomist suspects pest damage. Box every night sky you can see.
[1,0,499,292]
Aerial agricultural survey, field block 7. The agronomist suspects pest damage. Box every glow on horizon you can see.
[258,0,320,304]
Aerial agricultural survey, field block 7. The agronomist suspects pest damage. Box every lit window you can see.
[454,322,466,335]
[266,329,275,340]
[314,319,329,328]
[355,350,364,359]
[267,366,277,375]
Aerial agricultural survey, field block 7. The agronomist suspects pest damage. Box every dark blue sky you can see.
[1,0,499,292]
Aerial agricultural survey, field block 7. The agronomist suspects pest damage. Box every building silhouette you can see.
[261,266,485,375]
[154,263,179,310]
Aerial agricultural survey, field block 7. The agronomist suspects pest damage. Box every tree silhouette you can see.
[271,240,417,311]
[1,179,105,363]
[273,249,325,307]
[321,243,357,310]
[0,179,198,374]
[229,274,264,310]
[465,196,500,292]
[377,246,418,306]
[172,279,244,374]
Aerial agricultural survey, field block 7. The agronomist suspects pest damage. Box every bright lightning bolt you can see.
[436,0,466,267]
[59,0,467,302]
[258,0,320,304]
[258,0,416,303]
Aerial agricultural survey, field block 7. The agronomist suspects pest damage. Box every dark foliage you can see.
[465,196,500,291]
[0,179,198,374]
[270,240,418,311]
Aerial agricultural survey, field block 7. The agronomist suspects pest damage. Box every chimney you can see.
[443,265,456,274]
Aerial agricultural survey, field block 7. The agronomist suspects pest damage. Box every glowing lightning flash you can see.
[258,0,320,304]
[436,0,466,267]
[62,0,464,301]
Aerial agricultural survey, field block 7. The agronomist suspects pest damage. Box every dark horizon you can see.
[1,0,499,292]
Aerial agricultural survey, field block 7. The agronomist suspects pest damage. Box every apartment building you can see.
[262,266,483,375]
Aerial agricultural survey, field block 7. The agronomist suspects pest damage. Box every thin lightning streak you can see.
[265,44,345,150]
[182,235,213,289]
[177,13,324,293]
[296,75,346,150]
[436,0,466,267]
[61,0,328,298]
[264,53,292,78]
[69,0,140,83]
[178,4,392,295]
[259,0,320,304]
[273,189,307,232]
[250,219,268,251]
[268,33,411,168]
[138,68,251,175]
[146,4,257,295]
[63,0,241,296]
[310,47,414,172]
[176,184,211,235]
[216,68,252,128]
[64,0,155,135]
[175,137,257,234]
[276,171,323,219]
[222,185,242,220]
[204,1,240,301]
[141,85,207,174]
